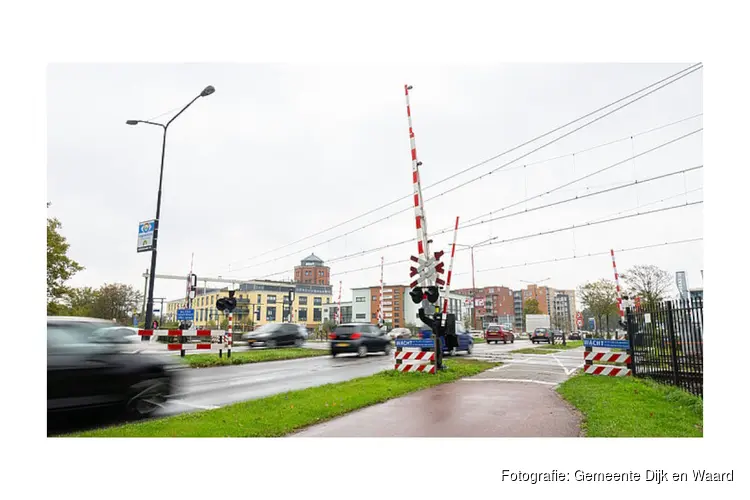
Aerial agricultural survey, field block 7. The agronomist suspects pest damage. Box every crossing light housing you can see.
[409,286,424,304]
[425,286,439,304]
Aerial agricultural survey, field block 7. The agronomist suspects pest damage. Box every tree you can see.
[621,264,672,308]
[90,283,143,324]
[66,287,99,317]
[577,280,618,335]
[522,298,541,331]
[47,205,83,314]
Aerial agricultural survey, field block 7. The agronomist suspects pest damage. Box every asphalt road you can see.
[158,351,392,416]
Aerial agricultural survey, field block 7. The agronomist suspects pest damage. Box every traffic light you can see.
[216,290,237,313]
[409,286,424,304]
[425,286,439,304]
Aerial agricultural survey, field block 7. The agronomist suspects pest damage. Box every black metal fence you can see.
[625,297,703,398]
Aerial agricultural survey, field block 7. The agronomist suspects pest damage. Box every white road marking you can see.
[169,400,220,410]
[462,378,559,386]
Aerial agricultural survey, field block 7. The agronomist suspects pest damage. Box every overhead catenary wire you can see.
[267,162,703,269]
[259,200,703,279]
[333,237,703,280]
[221,78,703,276]
[217,64,703,273]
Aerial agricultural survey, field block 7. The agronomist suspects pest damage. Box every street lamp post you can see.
[456,236,497,330]
[127,85,215,331]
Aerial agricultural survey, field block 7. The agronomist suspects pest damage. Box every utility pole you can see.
[378,257,384,327]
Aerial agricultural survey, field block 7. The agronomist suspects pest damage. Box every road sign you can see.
[137,220,156,253]
[474,297,485,307]
[395,339,435,348]
[576,311,583,328]
[133,316,138,327]
[583,338,630,349]
[176,308,195,321]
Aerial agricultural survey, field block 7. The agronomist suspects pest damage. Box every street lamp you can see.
[127,85,215,331]
[456,236,498,330]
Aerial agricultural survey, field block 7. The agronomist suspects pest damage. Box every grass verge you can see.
[511,340,584,354]
[557,374,703,437]
[67,358,496,437]
[181,348,328,368]
[510,347,556,355]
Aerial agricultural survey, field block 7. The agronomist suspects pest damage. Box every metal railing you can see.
[626,297,703,397]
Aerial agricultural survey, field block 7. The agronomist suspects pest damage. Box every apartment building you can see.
[294,253,330,285]
[454,285,515,329]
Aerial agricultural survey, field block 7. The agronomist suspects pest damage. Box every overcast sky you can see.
[47,63,703,306]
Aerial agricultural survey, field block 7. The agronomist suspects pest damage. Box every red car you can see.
[485,324,514,344]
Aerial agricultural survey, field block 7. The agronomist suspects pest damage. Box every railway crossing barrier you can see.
[137,329,229,357]
[394,339,437,374]
[582,338,633,377]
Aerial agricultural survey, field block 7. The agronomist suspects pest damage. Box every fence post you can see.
[626,307,636,375]
[666,301,680,388]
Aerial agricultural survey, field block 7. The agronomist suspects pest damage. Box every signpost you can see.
[176,308,195,321]
[137,220,156,253]
[583,338,630,349]
[395,339,437,349]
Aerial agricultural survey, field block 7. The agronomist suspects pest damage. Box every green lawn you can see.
[66,358,497,437]
[181,348,328,368]
[557,375,703,437]
[510,347,557,355]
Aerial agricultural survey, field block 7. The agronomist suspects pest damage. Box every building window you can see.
[266,307,276,321]
[313,308,322,322]
[355,296,366,303]
[326,297,330,303]
[298,308,308,321]
[356,313,366,320]
[372,296,377,301]
[314,297,322,306]
[305,270,311,276]
[257,294,262,304]
[299,296,308,305]
[372,313,377,319]
[319,270,325,276]
[267,295,277,304]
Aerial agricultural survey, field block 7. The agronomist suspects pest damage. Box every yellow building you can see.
[165,280,333,331]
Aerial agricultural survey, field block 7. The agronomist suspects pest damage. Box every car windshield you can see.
[334,325,366,335]
[487,325,500,332]
[253,324,278,334]
[48,321,116,349]
[535,328,547,333]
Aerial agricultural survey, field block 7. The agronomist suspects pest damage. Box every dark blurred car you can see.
[419,323,475,355]
[530,327,553,344]
[242,323,306,348]
[568,332,582,340]
[47,317,181,433]
[329,323,392,357]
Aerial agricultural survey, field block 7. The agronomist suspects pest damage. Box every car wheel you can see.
[503,338,507,344]
[384,343,393,356]
[357,345,368,358]
[467,343,473,355]
[511,337,514,344]
[267,339,277,349]
[126,378,169,419]
[294,337,304,347]
[331,351,337,358]
[447,347,457,357]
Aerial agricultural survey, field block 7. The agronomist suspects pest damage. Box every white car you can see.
[388,328,412,340]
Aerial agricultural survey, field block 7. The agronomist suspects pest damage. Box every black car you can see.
[47,317,181,434]
[242,323,306,348]
[530,327,553,344]
[568,332,582,340]
[329,323,393,357]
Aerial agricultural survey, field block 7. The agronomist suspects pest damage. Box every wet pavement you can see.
[291,374,582,437]
[292,345,586,437]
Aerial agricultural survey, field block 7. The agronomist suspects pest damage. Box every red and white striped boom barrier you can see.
[611,249,624,319]
[442,216,460,315]
[138,329,228,357]
[393,344,437,374]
